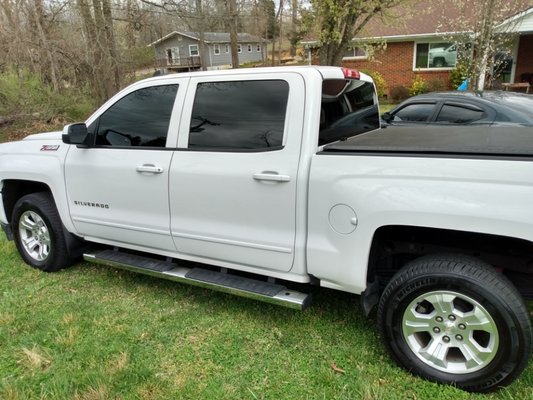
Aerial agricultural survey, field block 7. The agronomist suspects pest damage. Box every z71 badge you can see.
[40,145,60,151]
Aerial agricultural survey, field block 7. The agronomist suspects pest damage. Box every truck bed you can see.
[322,125,533,158]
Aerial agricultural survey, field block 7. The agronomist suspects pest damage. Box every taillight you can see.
[342,68,360,79]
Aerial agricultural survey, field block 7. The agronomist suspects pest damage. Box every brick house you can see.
[304,3,533,95]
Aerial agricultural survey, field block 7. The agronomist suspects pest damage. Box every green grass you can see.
[0,232,532,399]
[379,102,396,114]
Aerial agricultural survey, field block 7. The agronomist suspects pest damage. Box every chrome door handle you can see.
[136,164,164,174]
[253,172,291,182]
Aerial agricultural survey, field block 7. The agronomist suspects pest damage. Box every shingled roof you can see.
[358,0,533,40]
[150,31,264,47]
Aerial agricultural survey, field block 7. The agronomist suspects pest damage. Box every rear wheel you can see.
[377,254,532,392]
[12,192,75,272]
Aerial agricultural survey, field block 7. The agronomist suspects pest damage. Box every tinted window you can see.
[436,104,486,123]
[188,80,289,150]
[95,85,178,147]
[319,80,379,145]
[392,103,435,122]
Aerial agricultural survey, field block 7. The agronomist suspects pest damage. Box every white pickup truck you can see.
[0,66,531,392]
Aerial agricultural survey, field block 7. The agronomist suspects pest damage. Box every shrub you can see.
[389,86,409,102]
[409,75,428,96]
[426,78,448,92]
[361,69,387,98]
[0,68,96,123]
[449,59,473,89]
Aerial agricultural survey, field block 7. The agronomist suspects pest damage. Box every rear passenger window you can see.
[392,103,435,122]
[436,104,486,123]
[188,80,289,150]
[95,85,178,147]
[319,79,379,146]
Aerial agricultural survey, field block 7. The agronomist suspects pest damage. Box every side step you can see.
[83,249,311,310]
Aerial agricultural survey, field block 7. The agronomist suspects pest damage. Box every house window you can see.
[256,44,261,52]
[225,44,230,53]
[342,47,367,60]
[189,44,199,56]
[214,44,220,55]
[247,44,252,52]
[415,42,457,69]
[237,44,242,53]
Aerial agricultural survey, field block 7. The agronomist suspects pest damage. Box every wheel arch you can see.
[1,179,53,225]
[362,225,533,314]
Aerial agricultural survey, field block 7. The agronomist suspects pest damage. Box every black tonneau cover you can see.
[323,125,533,157]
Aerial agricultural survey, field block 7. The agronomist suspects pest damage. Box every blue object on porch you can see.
[457,79,469,91]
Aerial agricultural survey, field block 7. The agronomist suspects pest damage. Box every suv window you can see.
[188,80,289,150]
[436,104,486,123]
[392,103,435,122]
[319,79,379,146]
[94,84,178,147]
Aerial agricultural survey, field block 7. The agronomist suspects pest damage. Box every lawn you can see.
[0,232,532,399]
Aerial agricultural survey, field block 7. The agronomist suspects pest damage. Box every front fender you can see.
[0,139,75,233]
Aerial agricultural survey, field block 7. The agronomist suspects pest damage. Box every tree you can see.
[289,0,300,56]
[308,0,407,66]
[438,0,531,91]
[77,0,121,101]
[224,0,240,68]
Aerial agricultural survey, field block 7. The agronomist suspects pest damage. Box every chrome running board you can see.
[83,249,311,310]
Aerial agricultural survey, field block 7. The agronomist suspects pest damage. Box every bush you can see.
[361,69,387,98]
[409,75,428,96]
[389,85,409,102]
[0,68,96,123]
[449,59,473,89]
[426,78,448,92]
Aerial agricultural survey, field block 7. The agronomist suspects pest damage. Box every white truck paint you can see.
[0,66,531,392]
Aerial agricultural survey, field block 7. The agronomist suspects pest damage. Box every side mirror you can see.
[381,112,392,123]
[62,123,93,147]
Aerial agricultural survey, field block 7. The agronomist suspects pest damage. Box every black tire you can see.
[12,192,75,272]
[377,254,532,392]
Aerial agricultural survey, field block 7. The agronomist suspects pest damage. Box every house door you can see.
[166,47,179,65]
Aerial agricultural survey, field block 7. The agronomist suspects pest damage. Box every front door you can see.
[169,73,305,272]
[65,81,185,252]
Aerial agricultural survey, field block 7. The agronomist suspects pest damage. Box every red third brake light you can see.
[342,67,360,79]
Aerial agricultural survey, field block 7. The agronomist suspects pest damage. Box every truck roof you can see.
[323,125,533,158]
[142,65,373,84]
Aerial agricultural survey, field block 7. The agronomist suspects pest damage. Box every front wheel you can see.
[377,254,532,392]
[12,192,75,272]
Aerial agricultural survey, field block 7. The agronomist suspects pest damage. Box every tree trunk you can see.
[271,36,276,66]
[226,0,239,68]
[290,0,298,56]
[475,0,496,91]
[195,0,208,71]
[277,0,283,64]
[77,0,106,101]
[32,0,59,91]
[102,0,120,91]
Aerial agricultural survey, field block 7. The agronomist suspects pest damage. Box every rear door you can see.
[169,72,305,272]
[434,101,495,125]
